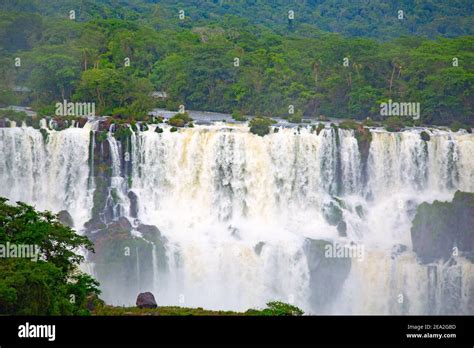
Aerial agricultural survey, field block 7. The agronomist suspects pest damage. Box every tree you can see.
[0,198,100,315]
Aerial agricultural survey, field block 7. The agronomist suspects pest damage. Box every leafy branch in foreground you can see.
[0,197,101,315]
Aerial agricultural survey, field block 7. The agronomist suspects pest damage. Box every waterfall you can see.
[0,125,93,228]
[0,123,472,314]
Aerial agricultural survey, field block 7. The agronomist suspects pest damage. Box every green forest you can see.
[0,0,472,125]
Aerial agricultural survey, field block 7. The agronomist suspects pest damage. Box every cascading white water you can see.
[107,134,130,219]
[0,125,93,228]
[0,122,472,314]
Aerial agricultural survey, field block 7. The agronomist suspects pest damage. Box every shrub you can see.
[168,117,185,127]
[384,116,404,132]
[113,125,133,141]
[246,301,304,316]
[316,123,325,135]
[420,131,430,142]
[168,112,192,127]
[0,109,28,124]
[249,117,276,137]
[288,111,303,124]
[362,117,376,127]
[450,121,472,133]
[339,119,359,130]
[231,111,247,122]
[170,126,178,132]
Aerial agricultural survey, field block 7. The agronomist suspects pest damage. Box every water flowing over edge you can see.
[1,123,473,314]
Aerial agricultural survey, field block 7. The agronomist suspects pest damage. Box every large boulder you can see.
[87,217,133,261]
[57,210,74,228]
[411,191,474,264]
[84,217,107,232]
[136,292,157,309]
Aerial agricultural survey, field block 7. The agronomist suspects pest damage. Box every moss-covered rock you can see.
[87,217,164,305]
[450,121,472,133]
[113,124,133,141]
[420,131,430,142]
[137,223,168,269]
[384,116,404,132]
[339,119,359,130]
[322,201,343,226]
[57,210,74,228]
[411,191,474,264]
[316,122,325,135]
[248,117,276,137]
[168,112,192,127]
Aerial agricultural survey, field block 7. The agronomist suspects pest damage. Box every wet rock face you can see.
[304,238,351,313]
[322,201,343,226]
[411,191,474,264]
[84,215,168,306]
[128,191,139,218]
[337,221,347,237]
[57,210,74,228]
[136,292,157,309]
[254,242,265,255]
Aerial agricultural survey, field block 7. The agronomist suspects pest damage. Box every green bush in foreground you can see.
[0,198,100,315]
[246,301,304,316]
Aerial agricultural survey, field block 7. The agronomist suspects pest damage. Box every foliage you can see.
[0,109,28,124]
[316,123,325,135]
[384,116,405,132]
[339,119,360,130]
[93,301,303,316]
[420,131,431,141]
[113,125,133,141]
[246,301,304,316]
[288,111,303,124]
[231,110,247,122]
[450,121,472,133]
[168,112,192,127]
[0,2,472,127]
[0,198,100,315]
[249,117,276,137]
